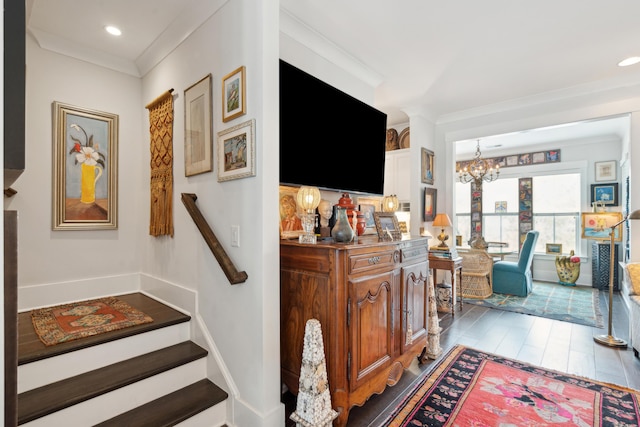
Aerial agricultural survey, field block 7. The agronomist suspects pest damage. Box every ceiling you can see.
[26,0,637,155]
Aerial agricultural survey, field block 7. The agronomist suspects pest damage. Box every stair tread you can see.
[18,341,207,425]
[94,379,228,427]
[19,293,191,365]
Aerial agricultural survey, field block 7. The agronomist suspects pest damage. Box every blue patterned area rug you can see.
[465,282,604,328]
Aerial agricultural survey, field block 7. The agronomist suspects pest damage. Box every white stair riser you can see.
[21,358,207,427]
[19,323,190,393]
[175,402,228,427]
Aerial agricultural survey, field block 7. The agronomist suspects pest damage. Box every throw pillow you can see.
[625,263,640,295]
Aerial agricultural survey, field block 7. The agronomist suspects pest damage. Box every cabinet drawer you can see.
[348,249,398,275]
[400,245,428,263]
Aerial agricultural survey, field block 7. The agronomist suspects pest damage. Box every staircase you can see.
[16,293,228,426]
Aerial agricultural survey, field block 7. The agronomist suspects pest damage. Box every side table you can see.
[429,255,463,315]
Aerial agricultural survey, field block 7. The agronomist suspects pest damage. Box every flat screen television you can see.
[279,60,388,196]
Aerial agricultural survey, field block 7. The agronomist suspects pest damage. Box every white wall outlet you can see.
[231,225,240,247]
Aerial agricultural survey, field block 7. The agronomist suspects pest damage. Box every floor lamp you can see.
[594,209,640,348]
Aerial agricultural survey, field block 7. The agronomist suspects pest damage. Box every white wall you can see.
[10,35,144,307]
[141,1,281,425]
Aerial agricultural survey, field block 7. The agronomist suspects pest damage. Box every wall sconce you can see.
[296,186,321,244]
[432,213,453,249]
[382,194,399,212]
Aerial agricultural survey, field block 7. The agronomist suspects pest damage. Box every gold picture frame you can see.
[222,66,246,122]
[374,212,401,241]
[545,243,562,254]
[581,212,623,241]
[52,101,118,230]
[184,74,213,176]
[421,147,434,185]
[217,119,256,182]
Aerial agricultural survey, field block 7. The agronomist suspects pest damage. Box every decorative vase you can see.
[555,250,581,286]
[331,207,355,243]
[80,163,103,204]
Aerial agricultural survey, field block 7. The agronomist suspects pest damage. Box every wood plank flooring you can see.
[284,285,640,427]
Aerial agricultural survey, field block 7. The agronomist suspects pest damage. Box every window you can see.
[455,173,581,255]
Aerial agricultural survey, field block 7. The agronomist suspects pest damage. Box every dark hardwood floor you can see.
[284,284,640,426]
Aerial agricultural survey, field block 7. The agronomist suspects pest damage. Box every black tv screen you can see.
[279,60,388,196]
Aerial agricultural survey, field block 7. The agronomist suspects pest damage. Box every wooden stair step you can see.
[19,293,191,365]
[18,341,207,425]
[94,379,228,427]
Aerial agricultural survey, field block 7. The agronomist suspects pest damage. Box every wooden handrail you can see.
[181,193,248,284]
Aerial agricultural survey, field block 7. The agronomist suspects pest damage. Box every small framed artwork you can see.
[495,201,507,213]
[421,148,434,185]
[184,74,213,176]
[222,66,246,122]
[423,188,437,221]
[279,186,304,239]
[374,212,401,241]
[545,243,562,255]
[581,212,623,241]
[358,204,376,228]
[590,182,618,206]
[595,160,616,182]
[52,101,118,230]
[217,118,256,182]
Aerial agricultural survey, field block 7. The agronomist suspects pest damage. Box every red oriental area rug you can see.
[31,297,153,346]
[380,345,640,426]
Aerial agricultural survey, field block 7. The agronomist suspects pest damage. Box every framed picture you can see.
[358,204,376,228]
[279,186,304,239]
[421,148,434,185]
[424,188,437,221]
[374,212,401,241]
[595,160,616,182]
[184,74,213,176]
[222,66,246,122]
[591,182,619,206]
[546,243,562,255]
[217,118,256,182]
[581,212,623,241]
[495,201,507,213]
[52,101,118,230]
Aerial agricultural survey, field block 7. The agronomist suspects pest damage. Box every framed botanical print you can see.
[184,74,213,176]
[222,66,246,122]
[52,101,118,230]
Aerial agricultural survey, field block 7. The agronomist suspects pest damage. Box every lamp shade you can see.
[432,213,452,228]
[296,186,321,213]
[629,209,640,220]
[382,195,399,212]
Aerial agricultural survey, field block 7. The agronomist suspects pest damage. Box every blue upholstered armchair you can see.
[492,230,539,297]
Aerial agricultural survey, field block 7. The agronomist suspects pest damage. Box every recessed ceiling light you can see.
[618,56,640,67]
[105,26,122,36]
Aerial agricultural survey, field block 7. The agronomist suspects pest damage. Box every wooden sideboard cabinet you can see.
[280,236,429,426]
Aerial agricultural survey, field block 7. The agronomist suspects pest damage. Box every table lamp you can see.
[432,213,452,249]
[296,186,321,244]
[382,195,399,212]
[594,209,640,348]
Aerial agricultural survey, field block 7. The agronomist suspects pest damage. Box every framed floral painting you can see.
[52,102,118,230]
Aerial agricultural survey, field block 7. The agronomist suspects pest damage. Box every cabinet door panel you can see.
[401,261,428,354]
[349,271,395,391]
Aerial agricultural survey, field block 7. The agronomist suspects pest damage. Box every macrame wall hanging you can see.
[145,89,175,237]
